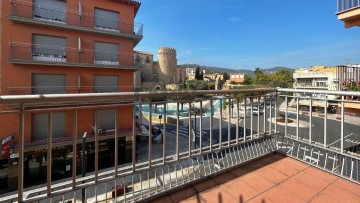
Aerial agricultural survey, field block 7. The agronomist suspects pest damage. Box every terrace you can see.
[0,88,359,202]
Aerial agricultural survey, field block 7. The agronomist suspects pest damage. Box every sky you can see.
[135,0,360,70]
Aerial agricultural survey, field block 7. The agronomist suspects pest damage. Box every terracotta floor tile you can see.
[247,195,273,203]
[180,195,206,203]
[263,187,305,203]
[309,194,337,203]
[241,172,275,193]
[170,187,197,203]
[257,166,288,184]
[200,187,238,203]
[193,179,218,193]
[334,178,360,195]
[212,171,236,185]
[229,166,250,177]
[269,161,300,177]
[292,172,331,191]
[221,179,259,202]
[279,179,318,201]
[322,184,360,202]
[281,157,310,170]
[150,195,173,203]
[303,167,338,183]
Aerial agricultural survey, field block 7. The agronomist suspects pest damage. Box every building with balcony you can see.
[0,0,143,193]
[293,66,338,93]
[337,0,360,28]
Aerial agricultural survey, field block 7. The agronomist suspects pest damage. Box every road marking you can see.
[327,133,356,147]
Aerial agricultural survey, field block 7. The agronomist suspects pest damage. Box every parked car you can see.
[252,107,263,115]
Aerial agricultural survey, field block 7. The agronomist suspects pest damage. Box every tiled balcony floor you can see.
[151,153,360,203]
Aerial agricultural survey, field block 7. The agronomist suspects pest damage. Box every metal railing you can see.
[8,86,143,95]
[9,0,143,37]
[0,88,359,202]
[9,42,136,69]
[337,0,360,13]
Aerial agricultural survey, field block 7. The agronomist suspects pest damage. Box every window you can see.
[94,42,119,65]
[146,56,151,63]
[32,112,66,142]
[235,75,239,78]
[32,34,66,62]
[32,74,66,94]
[33,0,66,24]
[231,75,235,78]
[96,109,116,132]
[94,75,119,93]
[94,8,119,31]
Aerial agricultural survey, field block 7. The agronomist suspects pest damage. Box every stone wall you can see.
[158,47,177,84]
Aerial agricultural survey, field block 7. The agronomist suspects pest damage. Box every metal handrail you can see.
[337,0,360,13]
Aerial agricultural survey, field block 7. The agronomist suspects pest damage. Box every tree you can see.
[253,68,269,85]
[269,69,294,88]
[186,80,208,90]
[223,72,230,81]
[195,67,203,80]
[243,74,253,85]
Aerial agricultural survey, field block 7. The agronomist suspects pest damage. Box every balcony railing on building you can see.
[9,0,143,39]
[8,42,136,69]
[0,88,359,202]
[337,0,360,13]
[8,86,140,95]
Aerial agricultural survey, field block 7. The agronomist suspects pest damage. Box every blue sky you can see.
[135,0,360,70]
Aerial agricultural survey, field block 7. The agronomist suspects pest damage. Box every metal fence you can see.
[0,88,359,202]
[337,0,360,13]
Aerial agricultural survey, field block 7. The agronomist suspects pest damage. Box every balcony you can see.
[8,42,136,70]
[0,88,359,202]
[337,0,360,27]
[8,0,143,46]
[8,86,138,95]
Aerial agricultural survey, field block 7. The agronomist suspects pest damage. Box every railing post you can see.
[236,98,239,144]
[341,96,345,153]
[176,102,180,160]
[17,104,25,203]
[228,96,231,146]
[296,97,299,140]
[188,102,192,156]
[148,102,152,168]
[210,99,213,151]
[275,93,278,133]
[72,110,77,189]
[285,96,288,137]
[199,100,203,153]
[324,99,327,148]
[257,97,260,138]
[115,107,119,175]
[163,103,167,164]
[94,110,99,183]
[243,97,247,141]
[309,98,312,144]
[250,98,253,140]
[47,112,53,196]
[219,99,223,148]
[132,103,136,171]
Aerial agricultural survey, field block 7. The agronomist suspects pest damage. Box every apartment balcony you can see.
[8,0,143,46]
[294,84,329,90]
[0,88,359,202]
[337,0,360,28]
[8,42,136,70]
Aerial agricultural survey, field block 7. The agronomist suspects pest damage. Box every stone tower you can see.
[158,47,177,84]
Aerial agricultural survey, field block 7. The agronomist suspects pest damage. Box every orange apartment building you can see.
[0,0,142,192]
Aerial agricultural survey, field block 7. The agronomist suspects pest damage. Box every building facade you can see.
[0,0,142,193]
[293,66,338,92]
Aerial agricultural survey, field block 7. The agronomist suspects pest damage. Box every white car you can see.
[251,107,263,115]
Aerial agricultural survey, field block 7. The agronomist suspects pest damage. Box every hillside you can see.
[179,64,294,76]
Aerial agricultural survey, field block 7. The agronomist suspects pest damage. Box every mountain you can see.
[179,64,294,76]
